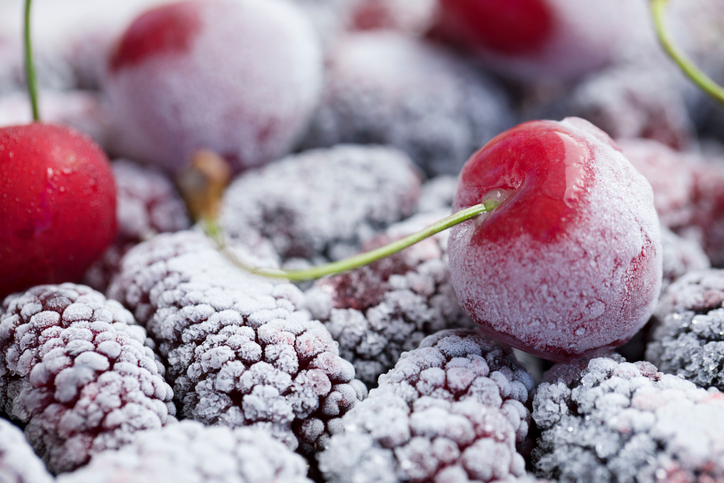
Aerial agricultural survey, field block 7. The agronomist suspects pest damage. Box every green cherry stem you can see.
[204,200,500,282]
[24,0,40,121]
[651,0,724,106]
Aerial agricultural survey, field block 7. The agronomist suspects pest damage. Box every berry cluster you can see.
[317,329,534,482]
[533,356,724,481]
[0,283,176,473]
[56,421,313,483]
[4,0,724,481]
[107,230,366,453]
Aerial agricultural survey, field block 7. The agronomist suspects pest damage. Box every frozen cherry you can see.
[0,123,116,299]
[105,0,323,174]
[434,0,645,81]
[448,117,662,361]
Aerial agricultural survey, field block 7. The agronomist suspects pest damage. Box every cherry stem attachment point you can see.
[24,0,40,122]
[651,0,724,106]
[204,200,500,282]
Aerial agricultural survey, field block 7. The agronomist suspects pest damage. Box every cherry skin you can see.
[0,123,116,299]
[448,117,662,361]
[436,0,553,56]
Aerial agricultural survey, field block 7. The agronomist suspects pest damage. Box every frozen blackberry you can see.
[533,356,724,482]
[0,418,54,483]
[305,211,475,387]
[318,329,534,482]
[107,230,366,452]
[646,269,724,391]
[300,32,514,177]
[57,420,312,483]
[660,226,710,293]
[219,145,421,263]
[83,159,190,292]
[0,283,176,474]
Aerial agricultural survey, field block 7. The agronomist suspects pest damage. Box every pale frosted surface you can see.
[0,90,111,148]
[0,283,175,474]
[534,356,724,481]
[659,227,710,293]
[107,230,365,453]
[301,32,513,176]
[0,419,54,483]
[318,329,534,482]
[618,138,697,229]
[220,145,421,263]
[106,0,324,174]
[58,421,312,483]
[449,118,662,359]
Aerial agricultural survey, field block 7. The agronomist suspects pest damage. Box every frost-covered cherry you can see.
[434,0,646,81]
[0,123,117,299]
[105,0,323,174]
[448,117,662,361]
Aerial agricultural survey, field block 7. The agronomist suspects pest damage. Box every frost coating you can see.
[301,32,514,176]
[318,329,534,482]
[220,145,422,262]
[107,231,366,452]
[306,211,475,387]
[533,356,724,481]
[647,269,724,391]
[0,284,176,474]
[105,0,324,174]
[58,420,312,483]
[0,419,54,483]
[449,117,663,360]
[84,159,191,292]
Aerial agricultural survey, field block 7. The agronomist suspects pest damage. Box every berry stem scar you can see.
[203,200,499,281]
[651,0,724,106]
[24,0,40,121]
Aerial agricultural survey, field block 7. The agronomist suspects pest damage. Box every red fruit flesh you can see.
[109,1,201,73]
[437,0,554,55]
[449,118,662,361]
[0,123,116,298]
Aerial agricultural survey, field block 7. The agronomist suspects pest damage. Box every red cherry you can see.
[448,117,662,361]
[0,123,116,298]
[105,0,323,175]
[436,0,554,55]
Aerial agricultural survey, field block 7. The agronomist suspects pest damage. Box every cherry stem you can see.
[24,0,40,121]
[651,0,724,106]
[204,200,500,282]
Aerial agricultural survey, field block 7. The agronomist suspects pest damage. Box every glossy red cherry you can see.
[0,123,116,298]
[448,117,662,361]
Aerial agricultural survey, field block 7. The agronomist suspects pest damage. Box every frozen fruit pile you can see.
[4,0,724,481]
